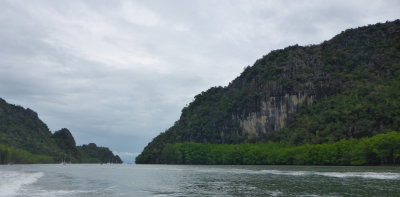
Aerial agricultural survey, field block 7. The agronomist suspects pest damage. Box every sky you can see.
[0,0,399,163]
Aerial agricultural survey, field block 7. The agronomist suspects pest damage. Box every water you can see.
[0,164,399,197]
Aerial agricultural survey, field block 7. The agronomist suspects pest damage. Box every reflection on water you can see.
[0,164,399,197]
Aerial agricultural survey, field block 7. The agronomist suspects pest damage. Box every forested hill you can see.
[136,20,400,164]
[0,98,122,164]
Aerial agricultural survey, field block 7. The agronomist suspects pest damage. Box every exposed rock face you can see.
[136,20,400,164]
[237,92,315,136]
[223,43,344,140]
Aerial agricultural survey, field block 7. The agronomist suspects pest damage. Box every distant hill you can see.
[136,20,400,164]
[0,98,122,164]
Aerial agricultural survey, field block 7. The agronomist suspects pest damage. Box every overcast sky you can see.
[0,0,399,163]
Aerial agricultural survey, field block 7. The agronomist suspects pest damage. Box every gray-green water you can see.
[0,164,399,197]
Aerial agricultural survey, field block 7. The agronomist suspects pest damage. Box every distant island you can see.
[0,98,122,164]
[136,20,400,165]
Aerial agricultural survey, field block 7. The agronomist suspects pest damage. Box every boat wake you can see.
[257,170,400,179]
[0,171,43,197]
[238,169,400,180]
[314,171,400,179]
[199,168,400,180]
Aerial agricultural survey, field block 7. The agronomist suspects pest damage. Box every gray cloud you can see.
[0,0,399,162]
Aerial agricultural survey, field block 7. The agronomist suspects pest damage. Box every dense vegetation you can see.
[0,98,122,164]
[137,20,400,164]
[0,143,54,164]
[159,132,400,165]
[0,142,122,164]
[274,74,400,144]
[0,98,63,156]
[53,129,78,157]
[78,143,122,164]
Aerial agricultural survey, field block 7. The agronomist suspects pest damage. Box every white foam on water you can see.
[19,189,95,197]
[218,168,400,180]
[214,168,309,176]
[258,170,309,176]
[315,172,400,180]
[198,168,309,176]
[0,171,43,197]
[267,190,283,196]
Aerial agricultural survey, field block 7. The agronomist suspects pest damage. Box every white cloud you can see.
[0,0,399,156]
[118,1,164,27]
[173,24,190,32]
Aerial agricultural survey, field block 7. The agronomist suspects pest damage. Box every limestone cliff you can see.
[136,20,400,163]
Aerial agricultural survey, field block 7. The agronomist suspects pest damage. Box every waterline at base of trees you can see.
[159,131,400,165]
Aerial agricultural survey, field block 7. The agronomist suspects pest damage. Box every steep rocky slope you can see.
[0,98,61,155]
[0,98,122,163]
[137,20,400,164]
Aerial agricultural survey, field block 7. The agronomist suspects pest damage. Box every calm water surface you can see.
[0,164,399,196]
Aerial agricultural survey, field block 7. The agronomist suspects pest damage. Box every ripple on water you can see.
[200,168,400,180]
[0,171,43,197]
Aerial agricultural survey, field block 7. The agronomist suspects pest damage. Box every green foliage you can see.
[160,132,400,165]
[52,128,79,162]
[0,98,63,156]
[0,98,122,164]
[77,143,122,164]
[0,143,54,164]
[137,20,400,164]
[276,75,400,144]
